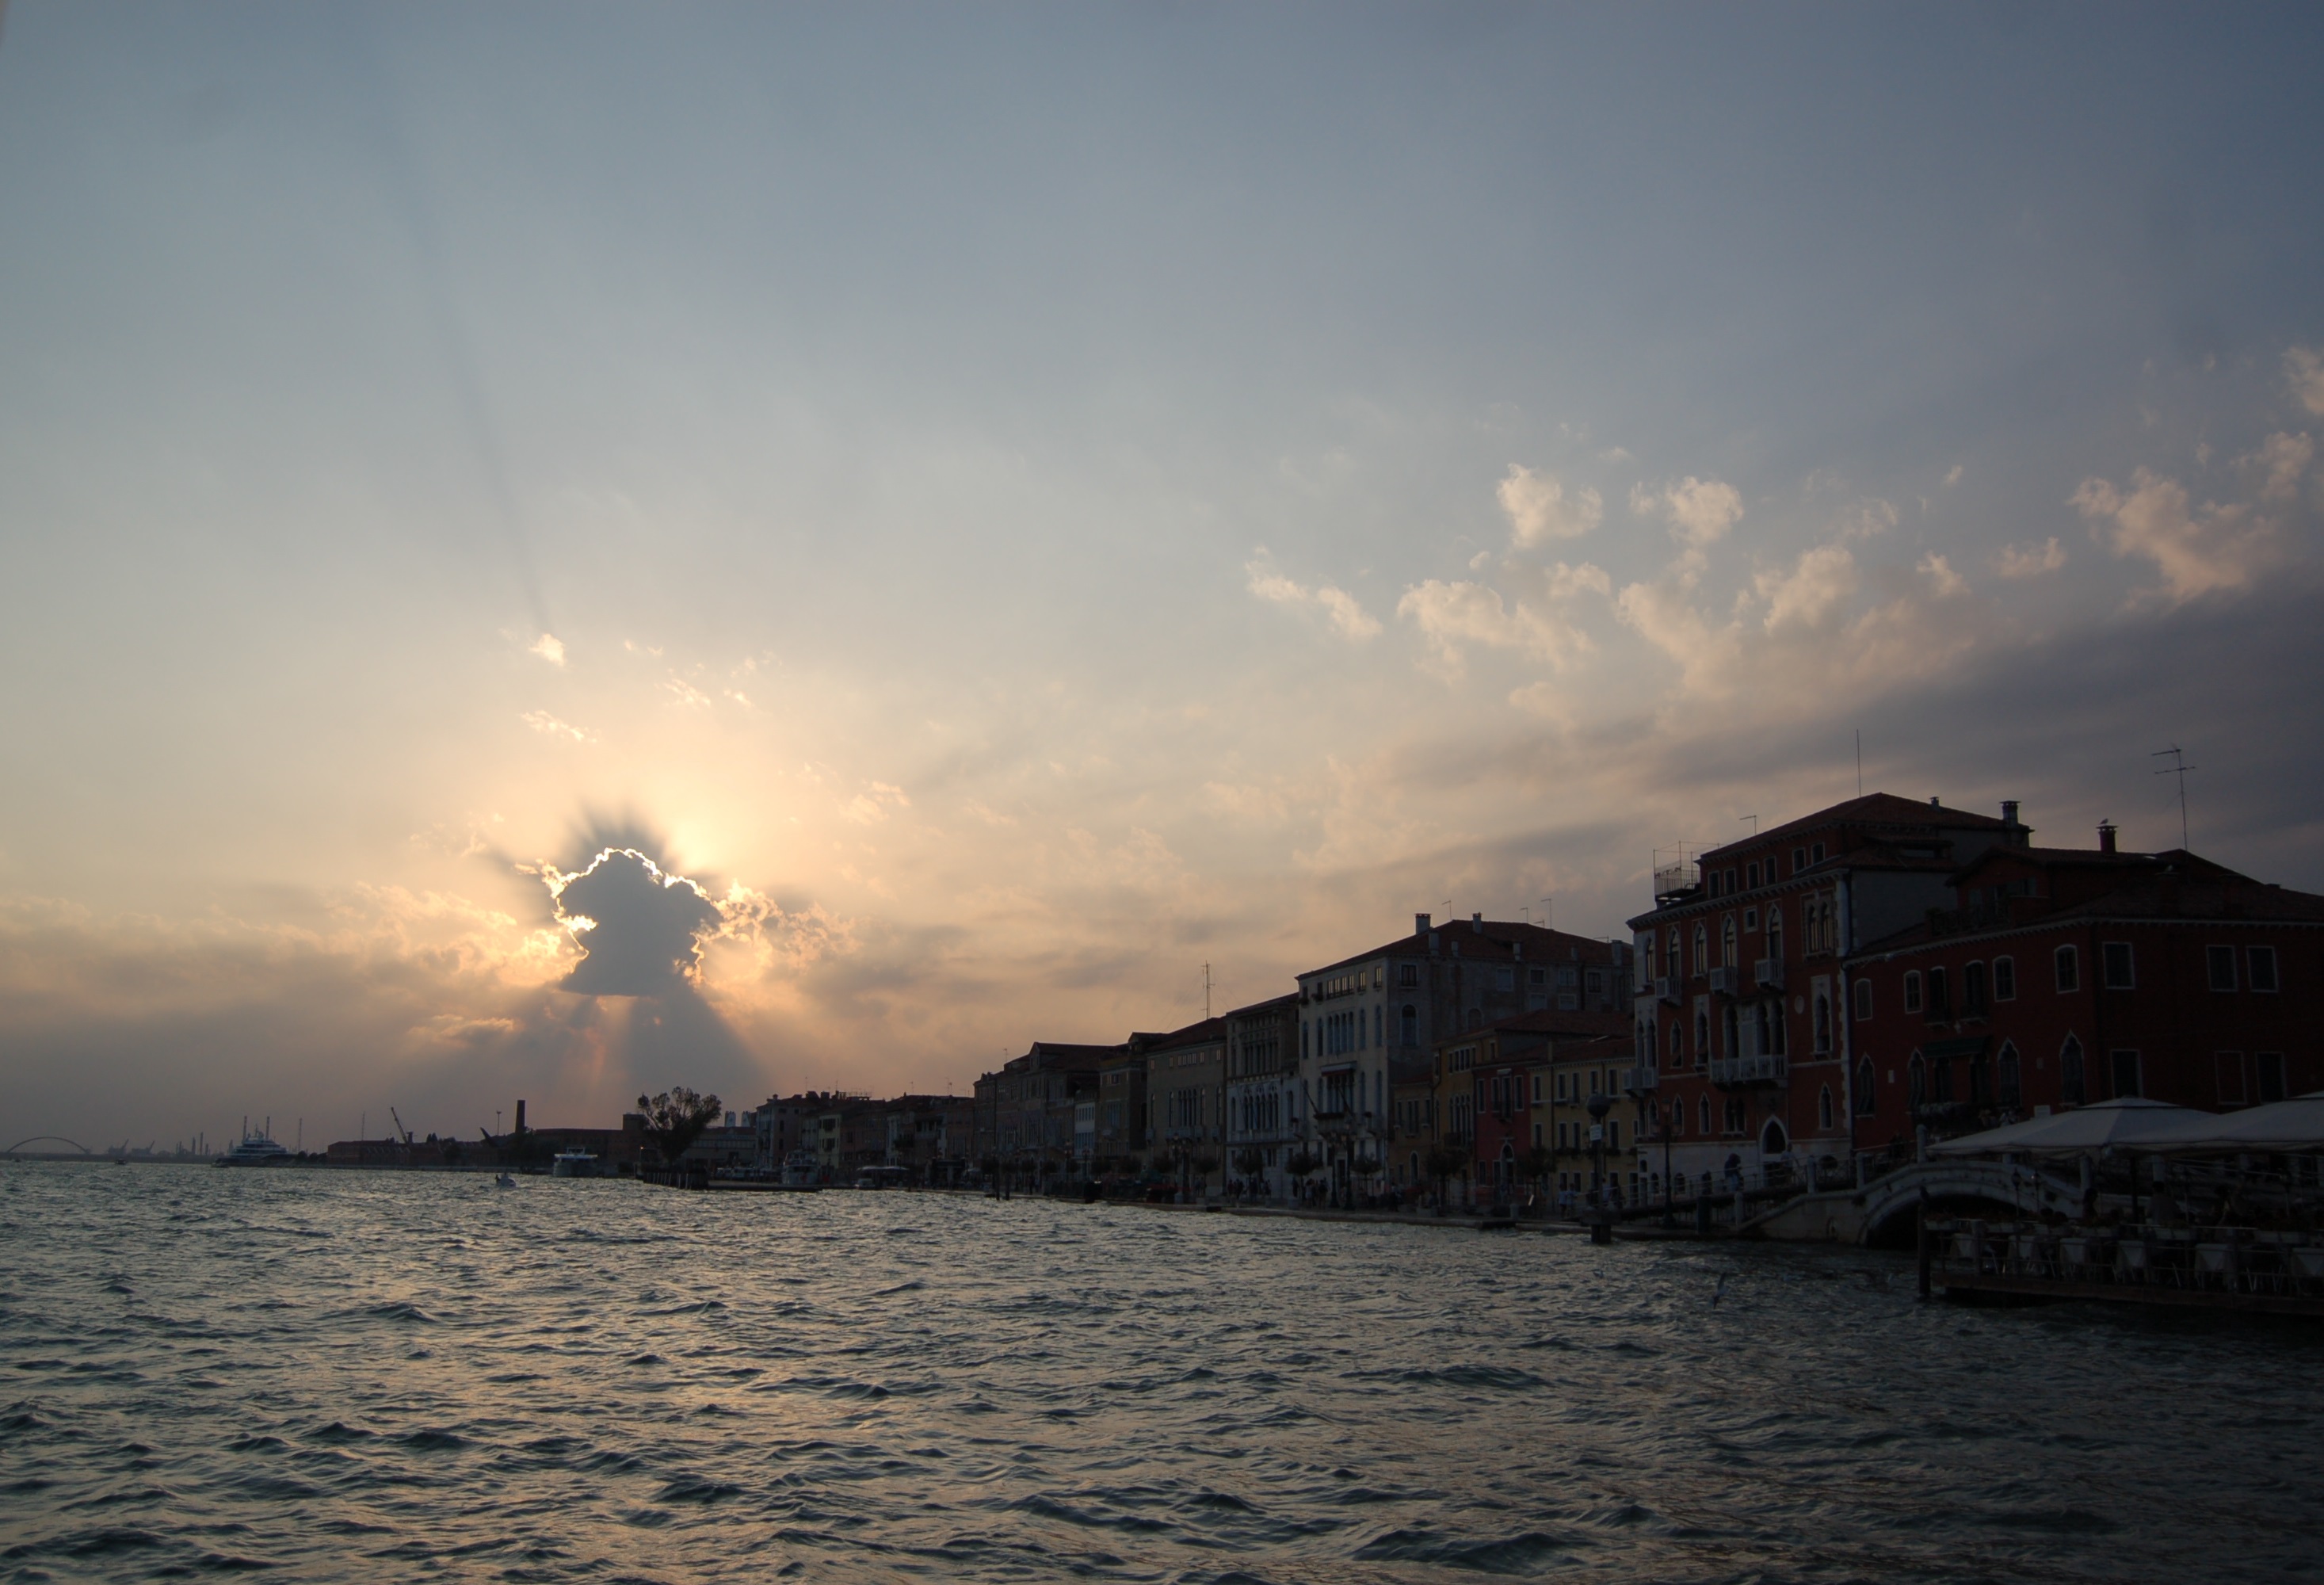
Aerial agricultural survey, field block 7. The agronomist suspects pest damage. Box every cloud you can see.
[529,633,566,666]
[1943,464,1963,487]
[1994,537,2067,579]
[841,782,911,825]
[1633,476,1744,547]
[1397,572,1601,678]
[520,710,592,742]
[541,848,723,995]
[1754,543,1859,631]
[1917,553,1969,598]
[2071,467,2284,605]
[1245,559,1381,640]
[665,678,713,708]
[1496,464,1602,545]
[2287,346,2324,418]
[2248,430,2313,506]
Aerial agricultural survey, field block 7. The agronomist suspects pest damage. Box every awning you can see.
[1929,1096,2210,1157]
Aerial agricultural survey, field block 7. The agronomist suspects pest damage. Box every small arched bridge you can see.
[1746,1159,2082,1246]
[3,1136,94,1157]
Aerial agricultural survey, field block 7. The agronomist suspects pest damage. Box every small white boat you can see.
[494,1171,517,1188]
[550,1150,598,1178]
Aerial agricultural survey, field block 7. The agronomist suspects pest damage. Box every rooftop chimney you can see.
[2098,821,2118,854]
[1929,796,1941,808]
[1471,911,1484,933]
[2001,800,2019,827]
[1415,912,1431,935]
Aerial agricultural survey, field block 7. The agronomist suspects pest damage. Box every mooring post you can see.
[1917,1186,1933,1301]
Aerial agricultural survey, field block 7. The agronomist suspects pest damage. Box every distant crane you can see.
[389,1106,415,1146]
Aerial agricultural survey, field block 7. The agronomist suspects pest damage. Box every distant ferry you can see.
[216,1119,292,1167]
[550,1149,600,1178]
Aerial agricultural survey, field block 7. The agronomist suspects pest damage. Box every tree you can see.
[1425,1137,1471,1208]
[1232,1147,1268,1179]
[1522,1144,1555,1192]
[636,1087,723,1164]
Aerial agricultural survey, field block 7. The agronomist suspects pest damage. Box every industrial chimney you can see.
[514,1098,527,1136]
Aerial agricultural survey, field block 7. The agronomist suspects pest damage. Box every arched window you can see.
[1813,991,1832,1053]
[1818,1086,1834,1131]
[1761,1118,1788,1156]
[1996,1042,2022,1110]
[1695,1008,1711,1064]
[1666,1020,1682,1066]
[1908,1052,1927,1109]
[1400,1004,1418,1045]
[1692,924,1708,975]
[1699,1094,1712,1134]
[2060,1036,2086,1106]
[1854,1057,1876,1114]
[1766,905,1783,961]
[2055,944,2079,993]
[1671,1098,1685,1136]
[1723,915,1738,968]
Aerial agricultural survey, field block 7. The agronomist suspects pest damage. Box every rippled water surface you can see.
[4,1163,2320,1583]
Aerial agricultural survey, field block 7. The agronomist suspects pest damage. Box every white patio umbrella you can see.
[2143,1092,2324,1155]
[1928,1096,2212,1158]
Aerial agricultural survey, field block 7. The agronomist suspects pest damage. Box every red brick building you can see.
[1846,827,2324,1157]
[1629,793,2028,1196]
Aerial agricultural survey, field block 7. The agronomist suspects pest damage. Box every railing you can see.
[1754,957,1783,990]
[1652,863,1695,898]
[1709,1052,1786,1086]
[1620,1064,1658,1094]
[1708,966,1739,995]
[1654,977,1681,1005]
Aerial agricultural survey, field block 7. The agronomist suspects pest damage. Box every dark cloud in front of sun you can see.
[551,848,722,997]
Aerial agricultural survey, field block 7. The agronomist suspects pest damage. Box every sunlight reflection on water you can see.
[2,1163,2319,1583]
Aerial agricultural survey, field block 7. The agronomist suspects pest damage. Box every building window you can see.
[1699,1095,1711,1134]
[1854,1058,1876,1114]
[1993,956,2015,1002]
[2060,1036,2086,1106]
[2109,1049,2142,1098]
[2257,1052,2287,1104]
[1670,1098,1685,1136]
[1695,1008,1710,1066]
[1401,1004,1418,1045]
[1997,1042,2022,1110]
[1908,1054,1926,1108]
[1692,924,1708,975]
[1902,971,1922,1014]
[2054,945,2078,993]
[1400,963,1418,987]
[1666,1022,1681,1068]
[1811,842,1826,863]
[1812,991,1832,1053]
[2249,946,2280,993]
[1746,861,1760,888]
[1723,916,1738,967]
[1792,846,1806,873]
[2208,945,2237,992]
[1853,979,1872,1022]
[1586,969,1603,997]
[1926,966,1951,1021]
[1818,1086,1834,1130]
[1963,961,1988,1017]
[2102,942,2135,990]
[2216,1052,2246,1106]
[1766,905,1783,961]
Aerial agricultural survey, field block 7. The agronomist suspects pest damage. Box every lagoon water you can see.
[2,1163,2318,1583]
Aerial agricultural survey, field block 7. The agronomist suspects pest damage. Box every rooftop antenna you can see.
[1540,897,1553,932]
[1740,814,1759,835]
[1855,728,1862,797]
[2152,746,2196,848]
[1203,962,1212,1020]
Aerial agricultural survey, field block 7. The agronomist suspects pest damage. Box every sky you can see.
[2,3,2321,1150]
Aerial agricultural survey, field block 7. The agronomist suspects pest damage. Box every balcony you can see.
[1654,976,1681,1006]
[1754,957,1784,991]
[1620,1064,1658,1094]
[1708,966,1740,995]
[1710,1052,1787,1087]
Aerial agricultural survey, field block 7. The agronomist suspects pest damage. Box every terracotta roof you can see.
[1855,871,2324,954]
[1222,991,1299,1020]
[1141,1017,1227,1051]
[1302,920,1621,980]
[1701,792,2008,864]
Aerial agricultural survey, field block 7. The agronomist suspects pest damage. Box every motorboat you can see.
[550,1149,598,1178]
[215,1118,292,1167]
[494,1171,517,1188]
